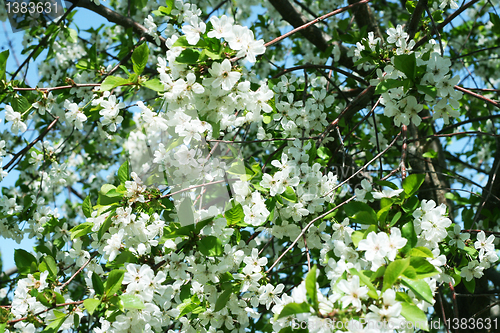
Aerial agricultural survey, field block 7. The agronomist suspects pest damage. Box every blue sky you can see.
[0,3,108,270]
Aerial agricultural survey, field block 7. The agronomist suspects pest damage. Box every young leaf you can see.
[92,272,105,296]
[142,78,165,92]
[197,236,223,257]
[374,79,404,94]
[132,43,149,75]
[277,302,311,319]
[383,258,410,291]
[305,265,319,312]
[343,201,378,225]
[83,298,100,315]
[100,75,131,91]
[214,288,232,312]
[70,222,93,240]
[176,49,201,64]
[400,276,433,303]
[410,257,439,279]
[225,203,245,225]
[120,294,145,309]
[105,269,125,297]
[98,211,115,241]
[117,161,129,184]
[400,301,429,331]
[14,249,37,274]
[82,195,92,218]
[394,53,417,81]
[43,255,58,278]
[402,174,425,198]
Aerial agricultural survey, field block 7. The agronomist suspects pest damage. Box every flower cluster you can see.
[355,25,463,126]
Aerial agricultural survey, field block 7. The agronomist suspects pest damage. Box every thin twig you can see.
[272,64,369,85]
[264,0,370,48]
[3,117,59,172]
[454,85,500,108]
[322,131,402,198]
[265,196,356,273]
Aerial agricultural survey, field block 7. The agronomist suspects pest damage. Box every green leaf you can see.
[402,174,425,198]
[176,49,200,64]
[383,258,410,291]
[0,50,9,81]
[281,187,297,203]
[14,249,37,274]
[401,221,417,254]
[120,294,145,309]
[374,79,404,94]
[416,84,437,99]
[118,161,129,184]
[43,312,68,332]
[305,265,319,312]
[63,27,78,43]
[389,211,402,227]
[317,146,332,160]
[172,35,208,48]
[343,201,378,225]
[489,13,500,34]
[401,276,433,303]
[214,288,232,312]
[225,203,245,226]
[98,210,115,241]
[92,272,105,296]
[394,53,417,81]
[409,257,439,279]
[105,269,125,297]
[177,299,200,318]
[83,298,100,315]
[100,75,131,91]
[82,195,92,218]
[405,0,416,14]
[152,2,173,16]
[132,43,149,75]
[402,266,417,279]
[409,247,434,258]
[351,231,364,247]
[462,276,475,293]
[422,150,438,159]
[43,256,58,278]
[12,95,31,115]
[70,222,93,240]
[197,236,223,257]
[400,301,429,331]
[142,78,164,92]
[277,302,311,319]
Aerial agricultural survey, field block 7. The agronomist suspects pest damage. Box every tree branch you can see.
[66,0,167,51]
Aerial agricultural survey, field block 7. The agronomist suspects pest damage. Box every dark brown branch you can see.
[66,0,168,51]
[347,0,384,42]
[406,0,428,41]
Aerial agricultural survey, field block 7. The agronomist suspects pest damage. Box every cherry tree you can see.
[0,0,500,332]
